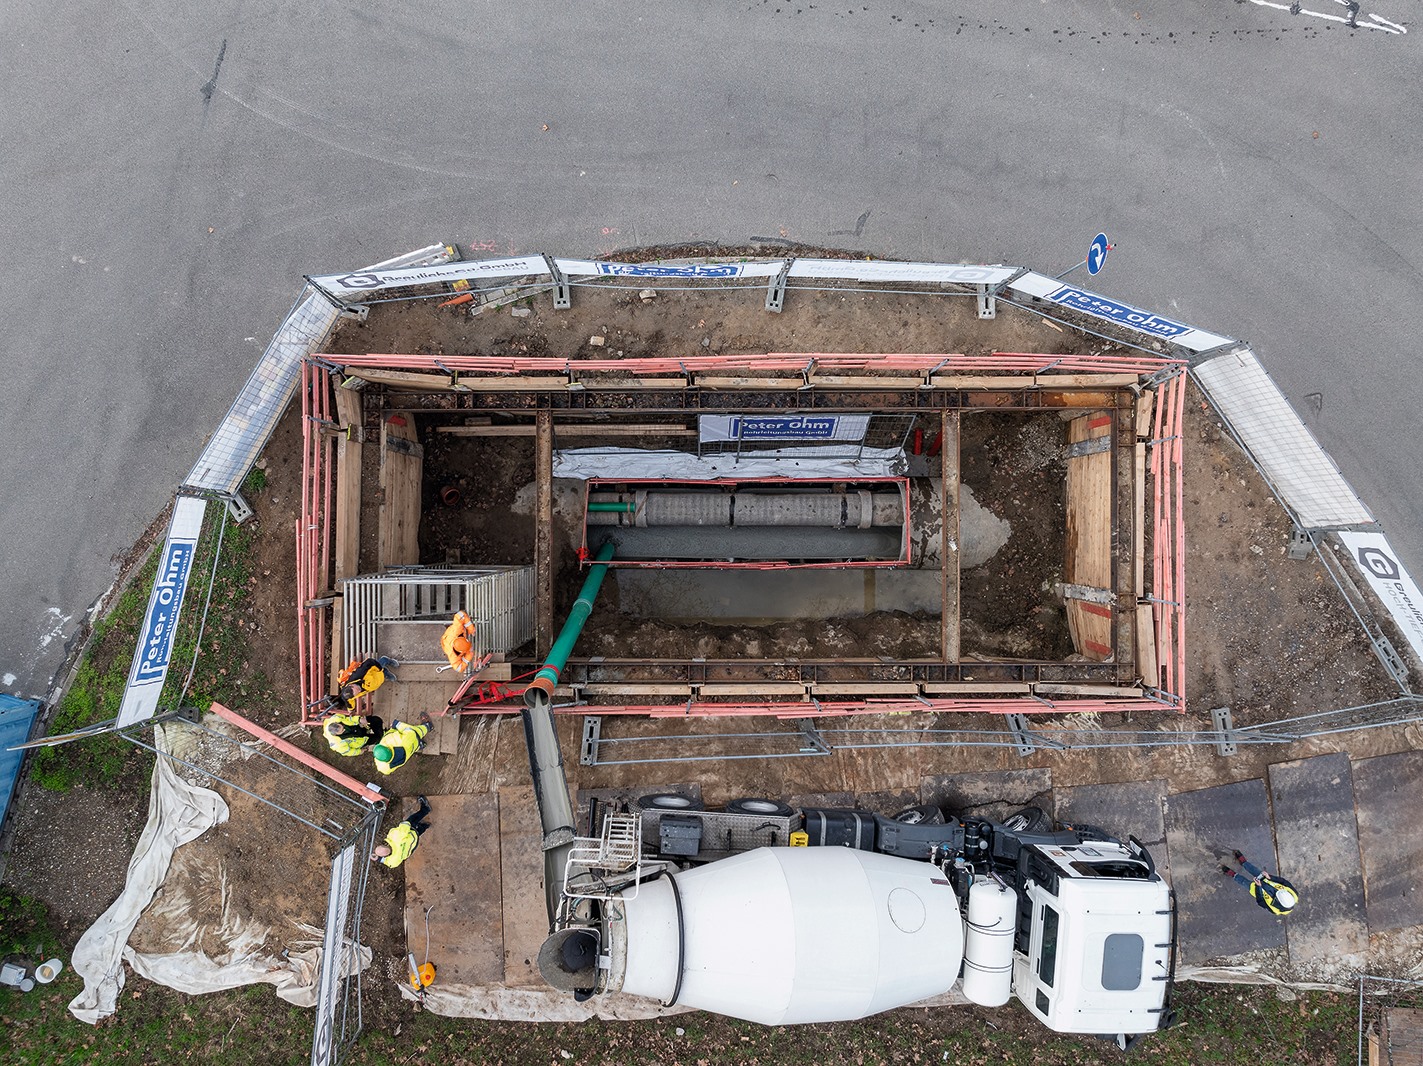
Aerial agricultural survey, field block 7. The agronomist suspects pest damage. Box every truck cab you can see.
[1012,839,1174,1039]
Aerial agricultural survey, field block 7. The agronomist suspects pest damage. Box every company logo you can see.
[1046,286,1190,339]
[1357,546,1401,581]
[730,415,840,440]
[596,263,742,278]
[134,542,195,682]
[332,272,385,290]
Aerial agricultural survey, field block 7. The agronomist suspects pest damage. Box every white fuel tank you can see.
[613,847,965,1025]
[961,879,1017,1008]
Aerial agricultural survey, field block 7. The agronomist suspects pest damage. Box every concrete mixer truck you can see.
[516,545,1176,1048]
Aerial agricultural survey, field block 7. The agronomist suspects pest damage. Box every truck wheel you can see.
[635,793,704,812]
[892,804,946,826]
[1002,806,1052,833]
[726,797,794,817]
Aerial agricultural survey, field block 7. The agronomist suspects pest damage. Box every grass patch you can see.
[29,552,157,792]
[0,979,1359,1066]
[31,493,275,793]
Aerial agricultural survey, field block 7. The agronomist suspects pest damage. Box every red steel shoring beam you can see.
[451,696,1172,718]
[208,702,384,806]
[328,351,1185,376]
[1168,372,1187,705]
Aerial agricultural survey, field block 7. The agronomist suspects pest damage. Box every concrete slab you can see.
[921,768,1053,821]
[1354,750,1423,933]
[402,793,504,986]
[498,785,549,988]
[1054,779,1169,880]
[1164,779,1286,965]
[1268,753,1367,966]
[375,619,447,663]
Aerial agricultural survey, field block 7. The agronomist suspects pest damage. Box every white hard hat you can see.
[1275,887,1298,910]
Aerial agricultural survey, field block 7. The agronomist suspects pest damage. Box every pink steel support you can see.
[209,702,385,806]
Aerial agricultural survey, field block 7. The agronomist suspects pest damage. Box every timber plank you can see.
[378,415,423,569]
[499,785,550,988]
[403,793,504,985]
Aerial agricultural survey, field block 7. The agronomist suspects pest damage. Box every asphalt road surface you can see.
[2,1,1419,699]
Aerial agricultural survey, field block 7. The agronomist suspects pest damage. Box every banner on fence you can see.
[1008,272,1233,353]
[699,414,871,443]
[117,495,208,727]
[1338,532,1423,666]
[308,255,548,299]
[310,841,357,1066]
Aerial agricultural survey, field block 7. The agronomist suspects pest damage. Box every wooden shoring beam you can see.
[941,410,961,663]
[535,411,554,655]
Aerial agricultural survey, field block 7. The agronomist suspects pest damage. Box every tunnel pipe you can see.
[586,501,636,513]
[522,540,615,924]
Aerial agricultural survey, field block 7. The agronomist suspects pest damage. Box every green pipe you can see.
[522,540,614,927]
[586,501,634,513]
[527,539,616,703]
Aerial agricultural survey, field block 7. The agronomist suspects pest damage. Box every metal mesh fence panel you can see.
[186,287,343,496]
[1192,349,1374,529]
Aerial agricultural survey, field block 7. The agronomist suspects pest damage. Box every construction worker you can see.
[440,612,482,674]
[336,655,399,705]
[322,712,383,757]
[1221,849,1300,915]
[372,796,432,869]
[372,714,432,775]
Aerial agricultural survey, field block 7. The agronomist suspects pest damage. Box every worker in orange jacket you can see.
[441,612,490,675]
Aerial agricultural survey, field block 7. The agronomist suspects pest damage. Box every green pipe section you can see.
[531,540,615,693]
[522,539,614,927]
[586,501,635,513]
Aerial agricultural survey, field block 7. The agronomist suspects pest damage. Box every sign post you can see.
[1055,232,1114,280]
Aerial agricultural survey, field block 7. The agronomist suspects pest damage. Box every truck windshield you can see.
[1037,905,1060,988]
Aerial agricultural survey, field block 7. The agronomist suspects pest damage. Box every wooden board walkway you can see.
[402,793,505,986]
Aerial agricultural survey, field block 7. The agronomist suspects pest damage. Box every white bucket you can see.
[35,958,64,984]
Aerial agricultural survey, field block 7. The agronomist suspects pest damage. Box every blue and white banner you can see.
[1041,286,1190,339]
[699,414,871,443]
[117,495,208,727]
[1338,531,1423,667]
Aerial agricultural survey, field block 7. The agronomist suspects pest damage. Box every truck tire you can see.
[726,797,794,817]
[635,793,704,812]
[892,804,946,826]
[1002,806,1052,833]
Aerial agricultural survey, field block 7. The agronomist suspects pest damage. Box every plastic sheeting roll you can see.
[961,879,1016,1008]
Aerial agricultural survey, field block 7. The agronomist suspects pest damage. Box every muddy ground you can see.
[2,263,1412,1031]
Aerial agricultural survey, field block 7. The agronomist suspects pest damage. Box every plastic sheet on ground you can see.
[405,982,968,1022]
[1176,964,1350,993]
[553,446,907,481]
[69,723,230,1023]
[69,723,371,1023]
[125,922,370,1009]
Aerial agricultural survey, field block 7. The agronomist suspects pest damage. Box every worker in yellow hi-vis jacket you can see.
[372,797,432,869]
[372,715,431,775]
[322,713,383,756]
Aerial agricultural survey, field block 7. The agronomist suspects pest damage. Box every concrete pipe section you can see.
[586,489,905,529]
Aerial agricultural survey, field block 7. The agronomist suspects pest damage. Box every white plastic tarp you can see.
[553,446,907,481]
[69,723,229,1023]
